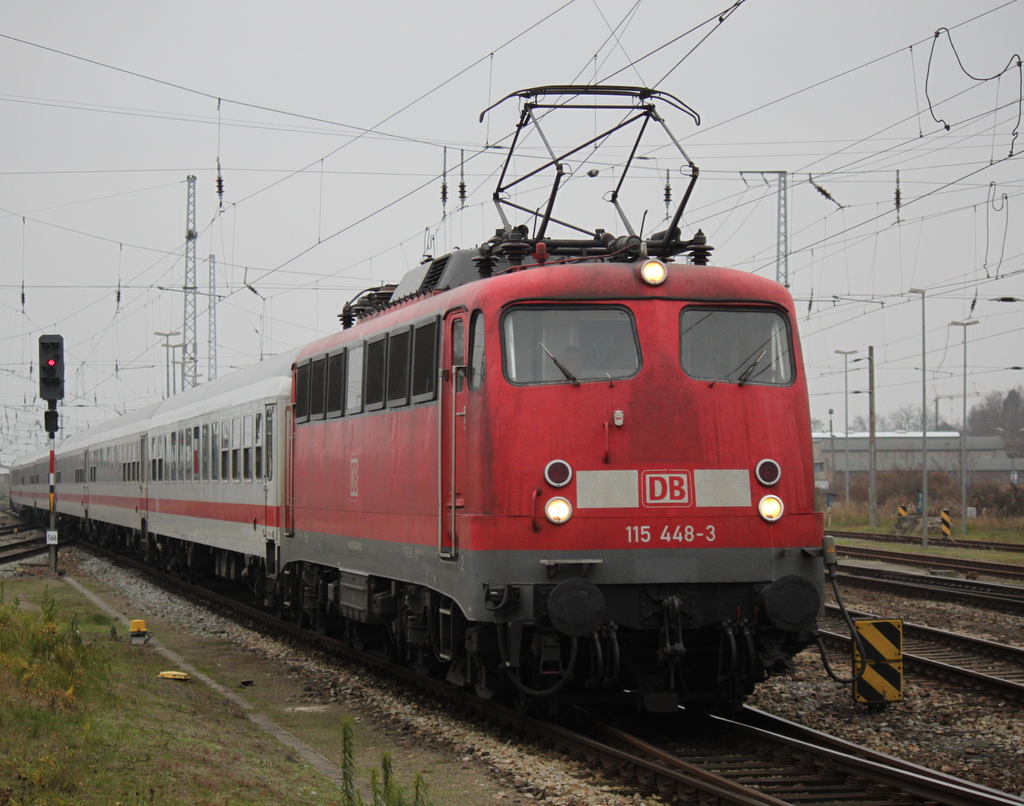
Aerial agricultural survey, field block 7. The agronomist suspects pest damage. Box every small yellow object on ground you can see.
[158,671,191,681]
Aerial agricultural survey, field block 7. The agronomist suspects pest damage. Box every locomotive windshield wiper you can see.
[540,342,580,386]
[737,349,767,386]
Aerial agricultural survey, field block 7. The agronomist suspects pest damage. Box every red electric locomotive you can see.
[11,87,827,711]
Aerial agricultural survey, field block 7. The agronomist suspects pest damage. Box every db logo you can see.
[641,470,692,507]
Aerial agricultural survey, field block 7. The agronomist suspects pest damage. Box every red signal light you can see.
[47,359,57,367]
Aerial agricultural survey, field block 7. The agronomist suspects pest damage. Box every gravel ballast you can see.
[6,549,1023,803]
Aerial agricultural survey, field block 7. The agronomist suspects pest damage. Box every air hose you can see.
[815,536,869,684]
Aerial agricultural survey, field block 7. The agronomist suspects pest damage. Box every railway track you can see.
[821,605,1024,699]
[838,562,1024,613]
[572,705,1019,805]
[0,536,60,566]
[70,540,1024,805]
[832,543,1024,581]
[829,529,1024,555]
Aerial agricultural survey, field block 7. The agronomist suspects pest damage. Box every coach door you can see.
[439,310,468,559]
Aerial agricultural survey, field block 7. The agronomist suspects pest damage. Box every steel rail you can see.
[821,606,1024,699]
[833,543,1024,580]
[830,529,1024,554]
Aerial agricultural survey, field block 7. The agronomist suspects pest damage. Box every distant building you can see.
[812,432,1020,492]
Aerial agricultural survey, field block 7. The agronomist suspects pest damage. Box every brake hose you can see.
[815,536,869,684]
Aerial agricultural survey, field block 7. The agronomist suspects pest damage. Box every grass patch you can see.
[0,578,433,806]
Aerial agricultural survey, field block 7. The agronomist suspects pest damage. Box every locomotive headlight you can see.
[758,494,784,522]
[545,497,573,525]
[638,259,668,286]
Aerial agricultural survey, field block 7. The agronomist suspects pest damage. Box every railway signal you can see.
[37,333,64,574]
[38,334,65,401]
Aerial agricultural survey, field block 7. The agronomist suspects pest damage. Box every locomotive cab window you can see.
[502,306,640,385]
[679,308,794,386]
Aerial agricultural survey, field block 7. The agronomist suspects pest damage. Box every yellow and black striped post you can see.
[897,505,908,518]
[852,619,903,705]
[941,509,951,539]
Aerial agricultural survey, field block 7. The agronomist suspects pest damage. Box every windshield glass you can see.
[680,308,794,386]
[503,306,640,385]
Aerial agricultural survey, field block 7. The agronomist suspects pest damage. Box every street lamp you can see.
[835,349,858,504]
[909,288,928,546]
[154,331,181,399]
[951,320,978,535]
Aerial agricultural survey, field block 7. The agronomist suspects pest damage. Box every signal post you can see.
[38,335,64,574]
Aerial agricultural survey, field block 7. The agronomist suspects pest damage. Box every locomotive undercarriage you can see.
[264,560,815,713]
[28,507,815,713]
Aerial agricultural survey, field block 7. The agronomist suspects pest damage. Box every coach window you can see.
[365,335,387,411]
[326,350,345,418]
[502,306,640,385]
[295,360,311,423]
[243,415,253,481]
[231,418,241,481]
[170,432,178,481]
[310,357,327,420]
[346,342,364,415]
[679,308,794,387]
[411,318,438,403]
[221,420,230,480]
[210,421,219,481]
[469,311,485,390]
[185,428,193,482]
[255,412,263,479]
[201,424,209,480]
[387,327,411,407]
[192,426,200,479]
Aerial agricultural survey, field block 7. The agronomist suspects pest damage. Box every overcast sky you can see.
[2,0,1022,465]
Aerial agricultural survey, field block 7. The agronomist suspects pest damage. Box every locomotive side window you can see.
[452,319,466,392]
[295,361,311,423]
[502,306,640,385]
[346,342,364,415]
[469,311,485,390]
[411,319,438,403]
[679,308,794,386]
[387,327,412,407]
[326,350,346,418]
[310,357,327,420]
[365,335,387,411]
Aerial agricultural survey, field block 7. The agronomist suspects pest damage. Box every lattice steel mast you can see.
[182,175,198,389]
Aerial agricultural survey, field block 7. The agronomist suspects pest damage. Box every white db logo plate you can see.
[641,470,692,507]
